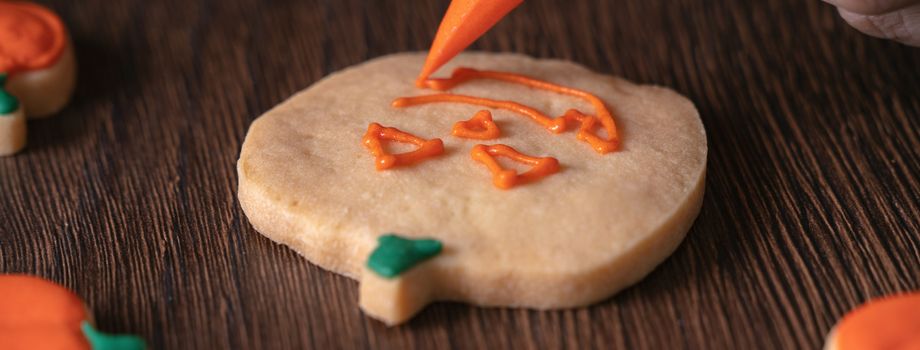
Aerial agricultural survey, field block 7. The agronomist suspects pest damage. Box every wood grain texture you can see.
[1,0,918,348]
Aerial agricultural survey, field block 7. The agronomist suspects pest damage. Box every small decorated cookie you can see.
[0,275,146,350]
[0,74,26,156]
[824,292,920,350]
[238,52,707,325]
[0,1,77,118]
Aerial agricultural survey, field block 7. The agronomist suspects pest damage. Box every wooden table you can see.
[2,0,918,348]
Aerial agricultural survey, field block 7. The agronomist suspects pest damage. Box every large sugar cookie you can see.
[238,52,707,325]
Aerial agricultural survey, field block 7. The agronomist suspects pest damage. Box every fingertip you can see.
[823,0,916,15]
[836,5,920,46]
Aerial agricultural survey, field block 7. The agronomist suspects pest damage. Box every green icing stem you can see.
[0,73,20,115]
[367,234,442,278]
[81,321,147,350]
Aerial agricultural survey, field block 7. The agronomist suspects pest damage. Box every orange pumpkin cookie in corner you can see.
[0,1,77,118]
[0,275,146,350]
[824,292,920,350]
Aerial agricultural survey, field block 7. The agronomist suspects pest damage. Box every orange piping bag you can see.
[416,0,524,86]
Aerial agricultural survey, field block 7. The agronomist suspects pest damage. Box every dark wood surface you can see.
[2,0,918,348]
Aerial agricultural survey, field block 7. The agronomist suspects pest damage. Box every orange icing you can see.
[835,293,920,350]
[393,94,566,134]
[0,275,91,350]
[362,123,445,170]
[0,2,67,75]
[407,67,621,154]
[378,68,618,187]
[471,144,559,189]
[452,110,501,140]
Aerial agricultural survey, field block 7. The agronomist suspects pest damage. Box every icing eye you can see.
[361,123,445,171]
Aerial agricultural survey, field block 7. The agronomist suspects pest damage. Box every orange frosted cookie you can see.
[0,1,76,118]
[825,293,920,350]
[0,275,145,350]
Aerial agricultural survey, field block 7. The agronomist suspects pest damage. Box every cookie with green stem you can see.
[238,52,707,325]
[0,73,26,156]
[0,1,77,118]
[0,274,146,350]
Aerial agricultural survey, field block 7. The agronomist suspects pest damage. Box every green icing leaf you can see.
[0,73,19,115]
[81,321,147,350]
[367,234,442,278]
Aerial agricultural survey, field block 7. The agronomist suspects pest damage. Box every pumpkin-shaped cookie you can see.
[0,1,76,118]
[825,293,920,350]
[0,275,145,350]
